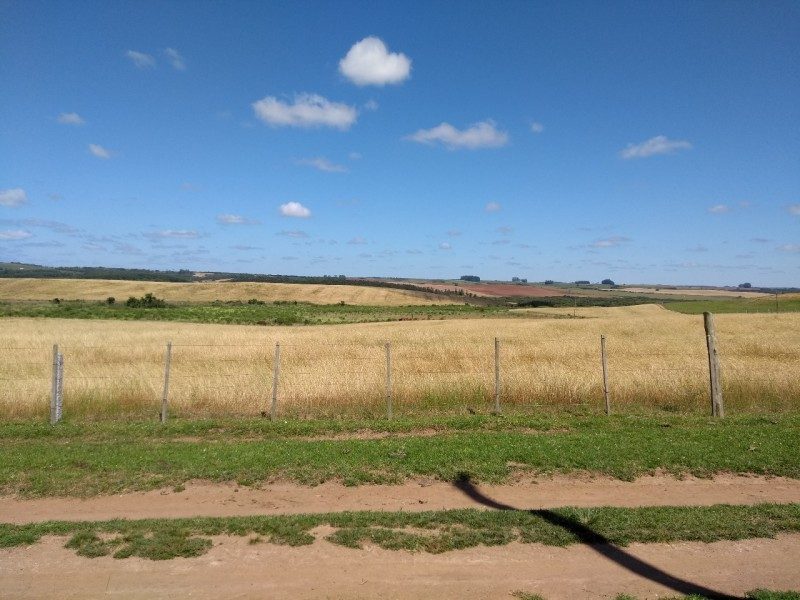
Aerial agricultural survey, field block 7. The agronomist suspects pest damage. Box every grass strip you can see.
[1,503,798,560]
[514,592,800,600]
[2,415,798,497]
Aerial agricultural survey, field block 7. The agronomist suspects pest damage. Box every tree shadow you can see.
[452,473,741,600]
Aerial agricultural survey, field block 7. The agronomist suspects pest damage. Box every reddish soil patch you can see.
[4,475,799,525]
[460,283,566,297]
[2,534,799,599]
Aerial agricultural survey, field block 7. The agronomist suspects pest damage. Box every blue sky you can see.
[1,0,798,286]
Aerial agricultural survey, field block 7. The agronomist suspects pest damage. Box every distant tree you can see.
[126,293,166,308]
[574,280,591,285]
[601,279,615,286]
[460,275,481,282]
[738,282,752,288]
[544,280,554,285]
[51,298,61,304]
[511,277,520,282]
[106,296,115,305]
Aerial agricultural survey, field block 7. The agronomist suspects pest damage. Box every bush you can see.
[125,293,167,308]
[601,279,615,286]
[52,298,61,304]
[106,297,116,305]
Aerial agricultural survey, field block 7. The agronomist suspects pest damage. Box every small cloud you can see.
[447,229,462,237]
[125,50,155,69]
[164,47,185,70]
[339,37,411,86]
[296,157,348,173]
[496,226,513,235]
[778,244,800,253]
[279,201,311,218]
[216,214,259,225]
[620,135,692,159]
[363,100,379,111]
[252,93,357,130]
[347,236,367,245]
[0,188,27,207]
[405,120,508,150]
[590,236,631,248]
[485,201,501,213]
[0,229,33,240]
[89,144,111,159]
[231,244,261,251]
[788,204,800,216]
[708,204,730,214]
[57,112,85,125]
[438,242,452,250]
[277,230,309,239]
[751,237,770,243]
[530,121,544,134]
[144,229,201,240]
[348,152,363,160]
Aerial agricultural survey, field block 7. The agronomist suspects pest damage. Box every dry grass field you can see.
[1,305,797,419]
[0,278,448,306]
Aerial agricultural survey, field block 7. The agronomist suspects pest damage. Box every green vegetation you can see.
[666,297,800,315]
[0,299,518,325]
[1,503,798,560]
[2,414,798,497]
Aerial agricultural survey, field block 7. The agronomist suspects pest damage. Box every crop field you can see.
[1,304,797,420]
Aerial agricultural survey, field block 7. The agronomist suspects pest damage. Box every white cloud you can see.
[530,121,544,134]
[125,50,155,68]
[447,229,462,237]
[296,157,348,173]
[348,152,363,160]
[278,230,308,238]
[778,244,800,253]
[708,204,731,214]
[89,144,111,159]
[590,236,631,248]
[164,48,185,70]
[280,201,311,218]
[252,93,357,130]
[496,226,513,235]
[0,229,33,240]
[57,112,85,125]
[0,188,27,207]
[363,99,379,111]
[485,201,501,213]
[216,214,258,225]
[439,242,452,250]
[406,120,509,150]
[620,135,692,159]
[145,230,201,239]
[788,204,800,216]
[339,37,411,86]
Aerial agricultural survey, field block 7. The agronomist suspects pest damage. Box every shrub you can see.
[125,293,167,308]
[106,297,116,305]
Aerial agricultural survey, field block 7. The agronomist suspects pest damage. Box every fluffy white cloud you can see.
[708,204,731,214]
[485,201,501,213]
[788,204,800,216]
[125,50,155,68]
[620,135,692,159]
[296,157,348,173]
[252,93,357,130]
[591,236,631,248]
[216,214,258,225]
[0,188,27,207]
[0,229,33,240]
[530,121,544,134]
[57,112,85,125]
[406,120,508,149]
[89,144,111,159]
[280,202,311,218]
[439,242,452,250]
[164,48,185,70]
[339,37,411,86]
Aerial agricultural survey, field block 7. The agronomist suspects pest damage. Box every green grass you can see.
[1,414,798,497]
[1,503,798,560]
[665,298,800,315]
[0,299,520,325]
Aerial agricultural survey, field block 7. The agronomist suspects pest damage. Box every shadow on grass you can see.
[452,473,741,600]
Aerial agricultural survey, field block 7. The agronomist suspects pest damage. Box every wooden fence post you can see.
[494,337,501,414]
[385,342,392,419]
[160,341,172,423]
[270,342,280,421]
[50,344,59,425]
[703,312,724,417]
[601,335,610,415]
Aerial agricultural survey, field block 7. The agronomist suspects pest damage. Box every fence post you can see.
[50,344,59,424]
[270,342,280,421]
[494,337,501,414]
[54,351,64,423]
[160,341,172,423]
[601,335,610,415]
[703,312,724,417]
[385,342,393,419]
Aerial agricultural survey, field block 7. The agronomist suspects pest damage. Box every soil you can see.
[2,534,798,599]
[460,283,566,297]
[4,474,799,524]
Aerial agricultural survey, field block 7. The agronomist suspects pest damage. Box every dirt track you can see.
[4,475,800,524]
[2,534,799,599]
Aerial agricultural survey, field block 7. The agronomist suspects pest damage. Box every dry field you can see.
[1,305,797,419]
[0,278,448,306]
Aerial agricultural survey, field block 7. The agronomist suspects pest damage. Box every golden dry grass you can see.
[0,278,449,306]
[1,305,797,419]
